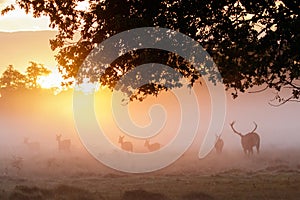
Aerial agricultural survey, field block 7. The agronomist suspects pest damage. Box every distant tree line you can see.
[0,62,50,92]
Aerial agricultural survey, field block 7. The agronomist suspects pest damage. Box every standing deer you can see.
[144,139,160,152]
[24,137,40,151]
[230,121,260,155]
[56,134,71,152]
[214,135,224,154]
[11,155,23,173]
[118,136,133,152]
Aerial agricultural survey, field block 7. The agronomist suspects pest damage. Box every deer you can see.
[118,136,133,152]
[11,155,23,173]
[230,121,260,155]
[214,135,224,154]
[144,139,160,152]
[23,137,40,151]
[56,134,71,152]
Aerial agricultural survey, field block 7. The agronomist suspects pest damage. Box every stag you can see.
[230,121,260,155]
[118,136,133,152]
[214,135,224,154]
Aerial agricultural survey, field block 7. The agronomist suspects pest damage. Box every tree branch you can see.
[268,95,293,107]
[248,85,268,93]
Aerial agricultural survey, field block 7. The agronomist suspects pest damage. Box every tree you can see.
[3,0,299,104]
[0,65,27,90]
[26,62,51,89]
[0,62,51,94]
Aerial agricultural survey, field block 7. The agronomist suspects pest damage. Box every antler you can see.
[251,121,257,133]
[229,121,242,136]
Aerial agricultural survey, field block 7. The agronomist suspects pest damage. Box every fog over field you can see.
[0,85,299,199]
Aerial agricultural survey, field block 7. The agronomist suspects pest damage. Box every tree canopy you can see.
[3,0,299,104]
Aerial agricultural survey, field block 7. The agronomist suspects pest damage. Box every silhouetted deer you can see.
[56,134,71,152]
[144,139,160,152]
[118,136,133,152]
[230,121,260,155]
[214,135,224,154]
[24,137,40,151]
[11,155,23,173]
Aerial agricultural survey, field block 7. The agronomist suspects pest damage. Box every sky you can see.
[0,0,299,155]
[0,0,57,73]
[0,0,52,32]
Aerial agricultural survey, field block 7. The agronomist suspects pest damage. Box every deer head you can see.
[56,134,62,141]
[144,139,149,147]
[118,136,124,143]
[230,121,258,136]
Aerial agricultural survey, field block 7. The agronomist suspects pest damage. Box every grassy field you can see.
[0,149,299,200]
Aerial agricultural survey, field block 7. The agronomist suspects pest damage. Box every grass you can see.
[1,149,300,199]
[9,185,105,200]
[1,171,299,200]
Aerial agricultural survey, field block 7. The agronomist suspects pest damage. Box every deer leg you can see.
[248,147,253,155]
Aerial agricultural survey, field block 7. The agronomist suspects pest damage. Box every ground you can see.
[0,148,299,200]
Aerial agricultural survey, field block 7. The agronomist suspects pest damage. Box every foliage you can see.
[2,0,299,104]
[26,62,51,89]
[0,62,50,93]
[0,65,27,90]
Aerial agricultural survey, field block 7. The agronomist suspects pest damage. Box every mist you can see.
[0,85,299,160]
[0,87,299,200]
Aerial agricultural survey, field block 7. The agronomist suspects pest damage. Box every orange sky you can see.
[0,0,57,73]
[0,31,57,72]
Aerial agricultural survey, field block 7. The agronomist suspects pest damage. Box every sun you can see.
[37,69,64,90]
[37,68,102,94]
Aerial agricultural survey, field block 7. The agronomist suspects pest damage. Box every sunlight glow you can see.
[75,78,101,94]
[37,68,64,89]
[75,1,90,11]
[37,68,102,95]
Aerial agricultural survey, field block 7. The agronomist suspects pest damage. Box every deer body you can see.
[24,138,40,151]
[56,134,71,152]
[11,155,23,172]
[118,136,133,152]
[214,136,224,154]
[230,121,260,155]
[144,139,160,152]
[240,132,260,155]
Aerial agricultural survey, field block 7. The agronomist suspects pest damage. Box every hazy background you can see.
[0,31,299,158]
